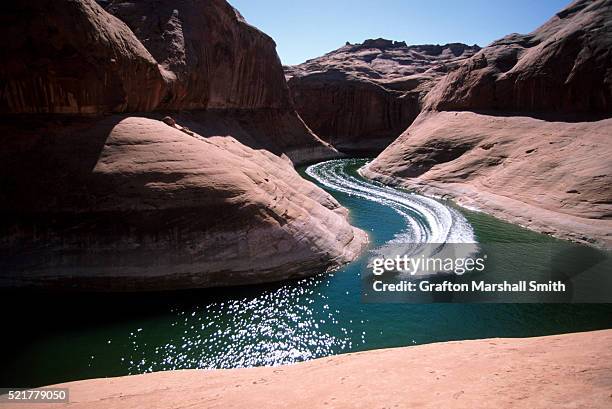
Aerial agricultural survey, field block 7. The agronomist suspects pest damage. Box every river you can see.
[2,159,611,387]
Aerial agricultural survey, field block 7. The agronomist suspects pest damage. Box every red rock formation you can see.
[0,0,337,162]
[106,0,289,111]
[0,0,365,290]
[362,0,612,247]
[426,0,612,114]
[285,40,479,152]
[0,0,165,114]
[0,117,366,290]
[104,0,339,161]
[361,111,612,247]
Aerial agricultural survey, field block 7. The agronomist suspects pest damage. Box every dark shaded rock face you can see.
[105,0,290,111]
[426,0,612,114]
[0,0,366,290]
[285,39,480,152]
[0,0,336,162]
[0,117,366,290]
[0,0,165,114]
[0,0,292,114]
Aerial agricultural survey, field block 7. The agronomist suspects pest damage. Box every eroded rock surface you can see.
[0,0,338,163]
[285,40,480,152]
[425,0,612,113]
[0,117,366,290]
[103,0,340,162]
[106,0,289,111]
[363,0,612,247]
[0,0,365,290]
[362,111,612,247]
[15,330,612,408]
[0,0,165,114]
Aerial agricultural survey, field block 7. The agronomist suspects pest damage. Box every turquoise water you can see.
[2,159,611,387]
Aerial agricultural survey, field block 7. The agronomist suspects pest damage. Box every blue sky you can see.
[229,0,571,65]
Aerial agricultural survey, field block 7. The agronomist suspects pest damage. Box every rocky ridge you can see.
[0,116,366,290]
[0,0,338,163]
[285,39,480,151]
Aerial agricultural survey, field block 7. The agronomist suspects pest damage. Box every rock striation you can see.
[362,0,612,247]
[425,0,612,114]
[0,117,365,290]
[0,0,338,163]
[285,40,480,152]
[0,0,366,290]
[0,0,165,114]
[105,0,290,111]
[12,330,612,408]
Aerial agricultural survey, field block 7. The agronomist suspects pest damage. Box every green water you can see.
[2,159,611,387]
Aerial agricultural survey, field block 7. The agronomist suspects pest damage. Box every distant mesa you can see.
[356,38,408,50]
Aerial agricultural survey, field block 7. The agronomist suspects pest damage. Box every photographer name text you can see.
[373,280,566,293]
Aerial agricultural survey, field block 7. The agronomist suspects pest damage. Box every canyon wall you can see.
[0,0,165,114]
[105,0,290,111]
[0,0,366,290]
[0,117,366,290]
[362,0,612,247]
[425,0,612,114]
[285,40,480,152]
[0,0,338,162]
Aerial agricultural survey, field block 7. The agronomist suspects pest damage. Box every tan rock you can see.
[425,0,612,114]
[105,0,338,163]
[0,0,355,290]
[0,0,165,114]
[362,1,612,247]
[0,0,338,164]
[16,330,612,408]
[0,117,366,290]
[361,111,612,247]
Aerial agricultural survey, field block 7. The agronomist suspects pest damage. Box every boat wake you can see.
[307,159,475,244]
[307,159,476,274]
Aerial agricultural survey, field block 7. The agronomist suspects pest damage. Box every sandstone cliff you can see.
[11,330,612,408]
[106,0,289,111]
[285,39,480,152]
[0,0,366,290]
[104,0,339,160]
[0,0,338,163]
[362,0,612,247]
[425,0,612,113]
[0,117,365,290]
[0,0,165,114]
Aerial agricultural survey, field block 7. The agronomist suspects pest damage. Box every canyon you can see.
[0,0,610,406]
[285,39,479,152]
[361,0,612,247]
[0,0,367,290]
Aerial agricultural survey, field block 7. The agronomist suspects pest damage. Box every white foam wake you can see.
[306,159,476,248]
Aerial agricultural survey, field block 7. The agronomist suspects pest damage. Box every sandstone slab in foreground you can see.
[14,330,612,408]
